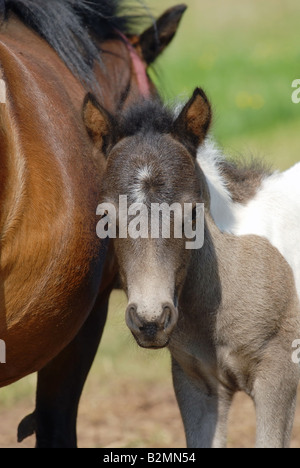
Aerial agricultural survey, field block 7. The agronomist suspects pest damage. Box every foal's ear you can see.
[82,93,115,154]
[139,4,187,65]
[173,88,212,153]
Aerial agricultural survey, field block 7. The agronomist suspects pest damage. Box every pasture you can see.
[1,0,300,448]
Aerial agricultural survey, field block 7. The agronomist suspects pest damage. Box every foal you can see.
[83,90,300,448]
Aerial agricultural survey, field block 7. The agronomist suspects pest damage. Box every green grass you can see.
[149,0,300,169]
[0,374,36,408]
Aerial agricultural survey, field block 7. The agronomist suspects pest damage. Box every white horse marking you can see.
[197,140,300,298]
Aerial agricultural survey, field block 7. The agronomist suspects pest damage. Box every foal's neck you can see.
[181,212,223,316]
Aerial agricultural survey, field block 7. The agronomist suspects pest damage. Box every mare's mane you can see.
[0,0,150,87]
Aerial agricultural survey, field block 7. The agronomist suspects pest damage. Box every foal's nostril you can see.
[125,303,143,333]
[160,306,172,330]
[161,303,178,333]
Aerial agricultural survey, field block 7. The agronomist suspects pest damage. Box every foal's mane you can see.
[117,99,174,137]
[0,0,150,88]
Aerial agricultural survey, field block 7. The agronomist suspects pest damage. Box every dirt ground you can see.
[1,382,300,448]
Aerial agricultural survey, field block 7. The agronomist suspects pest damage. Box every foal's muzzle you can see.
[125,302,178,349]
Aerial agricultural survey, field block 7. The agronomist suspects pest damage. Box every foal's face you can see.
[104,136,202,348]
[83,88,212,349]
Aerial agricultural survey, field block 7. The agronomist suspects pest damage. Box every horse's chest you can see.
[169,339,219,393]
[169,334,247,394]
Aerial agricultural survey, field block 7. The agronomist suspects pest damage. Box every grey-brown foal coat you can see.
[83,89,300,448]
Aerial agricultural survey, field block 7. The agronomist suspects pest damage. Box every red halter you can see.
[116,30,151,99]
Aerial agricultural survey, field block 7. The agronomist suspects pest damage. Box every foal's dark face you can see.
[83,88,212,349]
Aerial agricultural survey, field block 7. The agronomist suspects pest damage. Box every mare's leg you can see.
[172,358,233,448]
[19,291,111,448]
[253,357,299,448]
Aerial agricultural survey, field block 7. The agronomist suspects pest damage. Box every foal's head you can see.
[83,88,212,349]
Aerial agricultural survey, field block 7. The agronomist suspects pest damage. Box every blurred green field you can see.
[1,0,300,448]
[149,0,300,169]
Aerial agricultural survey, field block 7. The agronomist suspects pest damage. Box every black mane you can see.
[1,0,149,88]
[118,99,174,137]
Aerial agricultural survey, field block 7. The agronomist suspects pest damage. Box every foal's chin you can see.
[132,334,170,350]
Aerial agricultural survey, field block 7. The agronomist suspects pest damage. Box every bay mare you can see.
[83,89,300,448]
[0,0,187,447]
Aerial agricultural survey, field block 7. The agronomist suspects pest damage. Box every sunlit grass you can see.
[0,374,36,409]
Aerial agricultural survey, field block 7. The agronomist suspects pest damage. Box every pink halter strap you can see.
[115,30,151,99]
